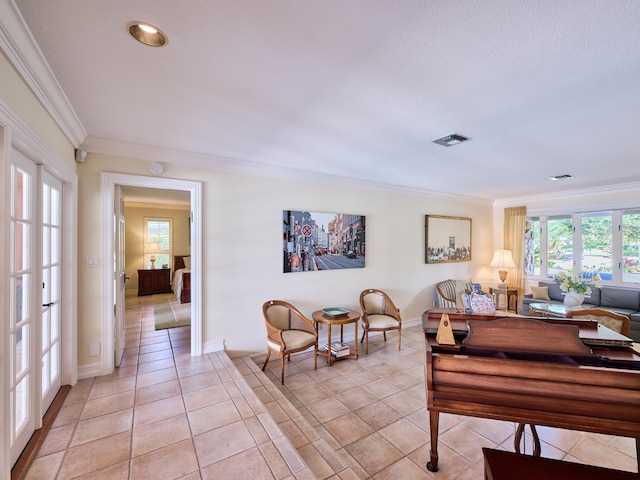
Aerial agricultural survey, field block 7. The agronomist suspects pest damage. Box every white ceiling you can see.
[11,0,640,200]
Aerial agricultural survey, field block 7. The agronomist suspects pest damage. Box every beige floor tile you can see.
[24,451,64,480]
[35,423,75,457]
[57,431,132,479]
[73,460,130,480]
[345,432,404,476]
[132,413,192,457]
[139,341,172,354]
[80,390,135,420]
[378,418,429,455]
[194,420,257,467]
[179,370,222,393]
[373,456,430,480]
[135,378,182,405]
[296,443,335,479]
[51,402,84,428]
[187,399,242,436]
[133,394,186,427]
[381,390,423,417]
[354,401,402,431]
[88,376,136,400]
[440,424,499,464]
[182,383,231,411]
[305,396,351,424]
[135,366,178,388]
[130,438,199,479]
[70,408,134,447]
[568,435,638,473]
[201,447,277,480]
[324,412,374,446]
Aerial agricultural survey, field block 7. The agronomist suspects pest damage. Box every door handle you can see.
[42,302,54,307]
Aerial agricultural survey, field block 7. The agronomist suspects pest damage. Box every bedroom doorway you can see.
[101,173,202,376]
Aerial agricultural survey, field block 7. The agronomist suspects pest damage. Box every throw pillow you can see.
[530,285,550,300]
[468,293,496,315]
[183,256,191,270]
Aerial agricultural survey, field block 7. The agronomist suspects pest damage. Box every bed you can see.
[172,255,191,304]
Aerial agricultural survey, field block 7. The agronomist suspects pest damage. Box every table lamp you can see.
[489,249,516,284]
[145,242,162,269]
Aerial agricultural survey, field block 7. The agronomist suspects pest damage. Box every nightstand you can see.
[137,268,172,296]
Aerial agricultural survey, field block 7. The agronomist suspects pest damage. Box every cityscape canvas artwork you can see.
[283,210,366,273]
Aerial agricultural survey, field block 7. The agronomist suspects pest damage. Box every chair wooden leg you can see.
[280,356,285,385]
[398,329,401,351]
[313,344,317,370]
[360,328,366,343]
[365,331,369,354]
[262,351,271,371]
[383,331,387,342]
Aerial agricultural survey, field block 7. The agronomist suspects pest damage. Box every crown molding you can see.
[496,181,640,213]
[81,135,494,204]
[0,0,86,146]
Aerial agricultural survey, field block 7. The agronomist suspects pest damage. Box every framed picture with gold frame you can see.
[425,215,472,263]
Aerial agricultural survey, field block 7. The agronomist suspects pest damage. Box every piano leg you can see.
[427,411,439,472]
[514,423,541,456]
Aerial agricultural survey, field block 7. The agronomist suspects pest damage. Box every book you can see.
[323,343,350,357]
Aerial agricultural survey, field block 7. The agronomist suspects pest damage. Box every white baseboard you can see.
[77,361,103,380]
[203,337,225,354]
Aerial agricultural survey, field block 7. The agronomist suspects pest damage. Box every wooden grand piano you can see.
[423,310,640,475]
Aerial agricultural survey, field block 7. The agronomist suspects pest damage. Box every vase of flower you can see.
[554,271,599,309]
[563,290,584,307]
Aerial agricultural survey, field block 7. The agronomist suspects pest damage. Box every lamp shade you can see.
[145,242,162,254]
[489,250,516,268]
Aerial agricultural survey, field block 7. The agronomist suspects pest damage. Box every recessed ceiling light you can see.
[548,174,573,181]
[432,133,471,147]
[127,22,168,47]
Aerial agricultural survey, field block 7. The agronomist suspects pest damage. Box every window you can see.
[581,212,612,280]
[144,217,172,269]
[546,215,572,277]
[525,207,640,285]
[622,209,640,283]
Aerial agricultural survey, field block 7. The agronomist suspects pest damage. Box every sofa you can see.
[522,281,640,341]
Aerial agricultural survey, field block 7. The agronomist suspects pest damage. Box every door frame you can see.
[101,172,202,374]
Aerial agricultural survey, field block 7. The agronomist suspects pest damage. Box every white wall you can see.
[77,153,495,361]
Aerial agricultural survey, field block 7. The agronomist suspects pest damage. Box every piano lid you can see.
[464,318,593,356]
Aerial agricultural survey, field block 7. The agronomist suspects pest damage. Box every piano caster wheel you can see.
[426,462,439,472]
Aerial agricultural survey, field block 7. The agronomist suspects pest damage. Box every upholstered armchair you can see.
[435,279,475,308]
[262,300,318,384]
[566,307,631,336]
[359,289,402,354]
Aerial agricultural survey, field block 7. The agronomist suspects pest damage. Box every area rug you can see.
[153,293,191,330]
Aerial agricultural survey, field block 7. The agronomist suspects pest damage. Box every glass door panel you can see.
[9,151,36,466]
[41,169,62,411]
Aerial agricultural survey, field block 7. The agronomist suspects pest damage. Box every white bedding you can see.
[172,268,190,303]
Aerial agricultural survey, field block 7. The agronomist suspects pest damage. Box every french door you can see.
[41,170,62,411]
[9,149,62,466]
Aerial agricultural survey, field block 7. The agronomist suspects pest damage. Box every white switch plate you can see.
[86,256,100,266]
[88,342,101,357]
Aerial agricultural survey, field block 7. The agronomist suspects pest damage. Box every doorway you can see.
[101,173,202,375]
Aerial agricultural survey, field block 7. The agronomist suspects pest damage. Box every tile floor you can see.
[23,294,638,479]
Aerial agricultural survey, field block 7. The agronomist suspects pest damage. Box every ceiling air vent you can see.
[432,133,471,147]
[548,174,573,181]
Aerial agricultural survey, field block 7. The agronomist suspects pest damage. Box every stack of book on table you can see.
[324,342,350,357]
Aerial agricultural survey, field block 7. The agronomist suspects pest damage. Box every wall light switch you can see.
[86,256,100,267]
